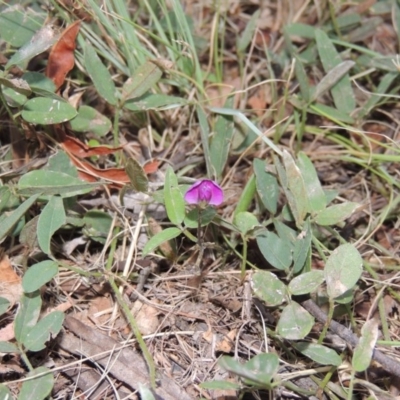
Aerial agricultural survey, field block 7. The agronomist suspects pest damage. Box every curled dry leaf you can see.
[61,135,122,158]
[45,20,81,90]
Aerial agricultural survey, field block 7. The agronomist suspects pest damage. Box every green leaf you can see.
[0,77,31,96]
[253,158,278,215]
[121,61,163,102]
[256,232,293,271]
[184,207,216,229]
[251,271,287,307]
[282,150,309,225]
[83,210,113,244]
[2,86,27,107]
[69,105,112,137]
[125,158,149,193]
[315,202,359,226]
[14,291,42,344]
[325,243,363,299]
[124,93,187,111]
[310,103,355,124]
[45,151,78,177]
[22,97,77,124]
[0,186,20,213]
[0,6,45,47]
[277,302,314,340]
[243,353,280,386]
[0,193,40,243]
[6,24,56,69]
[296,152,326,213]
[237,10,260,52]
[312,61,355,102]
[18,170,98,198]
[352,319,379,372]
[23,311,64,352]
[37,196,66,254]
[84,42,117,105]
[294,342,342,366]
[143,227,181,257]
[22,261,58,293]
[210,98,235,179]
[234,174,256,217]
[22,72,56,95]
[289,271,325,296]
[18,367,54,400]
[0,341,20,353]
[315,29,355,113]
[285,23,316,39]
[0,297,10,316]
[292,219,312,273]
[200,380,241,390]
[164,166,185,225]
[294,55,311,102]
[234,212,259,235]
[219,353,279,387]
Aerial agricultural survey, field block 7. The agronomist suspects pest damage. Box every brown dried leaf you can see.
[131,300,159,335]
[0,255,23,307]
[45,21,81,90]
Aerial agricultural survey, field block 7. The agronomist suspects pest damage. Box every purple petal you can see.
[184,179,224,206]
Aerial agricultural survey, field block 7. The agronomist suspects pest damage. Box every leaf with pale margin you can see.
[277,302,314,340]
[324,243,363,299]
[315,202,359,226]
[289,270,325,296]
[251,271,286,307]
[352,319,379,372]
[296,152,326,214]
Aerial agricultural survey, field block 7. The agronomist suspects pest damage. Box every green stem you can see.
[318,298,334,344]
[18,346,33,371]
[108,277,156,388]
[240,235,248,278]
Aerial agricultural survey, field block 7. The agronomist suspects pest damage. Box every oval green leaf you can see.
[37,196,66,254]
[22,97,77,124]
[18,367,54,400]
[324,243,363,299]
[256,231,292,270]
[253,158,278,215]
[22,261,58,293]
[277,302,314,340]
[143,227,181,257]
[294,342,342,366]
[352,319,379,372]
[315,202,359,226]
[18,170,98,198]
[164,166,185,225]
[23,311,64,352]
[234,211,259,235]
[289,270,325,296]
[251,271,287,307]
[69,105,112,137]
[84,42,117,105]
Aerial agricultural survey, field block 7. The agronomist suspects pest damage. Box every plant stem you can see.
[108,277,156,388]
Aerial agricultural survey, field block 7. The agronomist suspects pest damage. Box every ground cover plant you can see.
[0,0,400,399]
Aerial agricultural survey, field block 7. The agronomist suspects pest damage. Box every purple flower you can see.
[184,179,224,206]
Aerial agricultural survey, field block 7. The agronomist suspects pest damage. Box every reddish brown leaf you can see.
[60,135,122,158]
[143,159,160,174]
[46,21,81,90]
